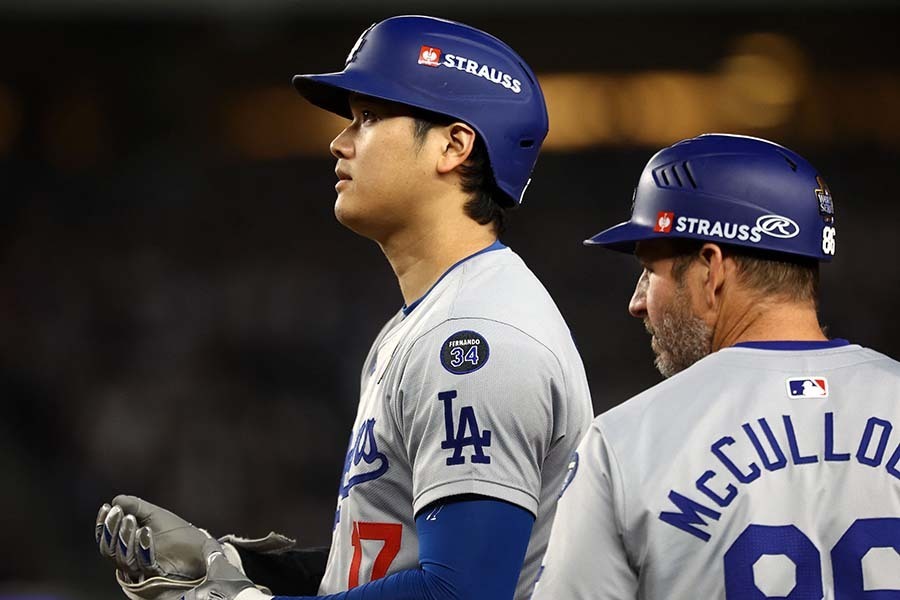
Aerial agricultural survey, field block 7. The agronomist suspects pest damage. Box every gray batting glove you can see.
[181,539,268,600]
[96,496,208,600]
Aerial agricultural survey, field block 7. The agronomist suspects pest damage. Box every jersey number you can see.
[348,521,402,588]
[449,345,479,368]
[723,518,900,598]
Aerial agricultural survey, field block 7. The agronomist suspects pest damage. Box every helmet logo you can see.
[815,175,834,223]
[345,23,375,67]
[418,46,442,68]
[756,214,800,239]
[519,177,532,204]
[442,52,523,94]
[411,46,522,94]
[654,211,674,233]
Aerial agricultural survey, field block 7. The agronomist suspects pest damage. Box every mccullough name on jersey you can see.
[661,411,900,542]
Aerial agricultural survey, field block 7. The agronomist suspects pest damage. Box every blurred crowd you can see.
[1,7,898,598]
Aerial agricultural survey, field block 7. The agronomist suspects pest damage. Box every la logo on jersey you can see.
[418,45,442,67]
[654,211,674,233]
[438,390,492,465]
[786,377,829,398]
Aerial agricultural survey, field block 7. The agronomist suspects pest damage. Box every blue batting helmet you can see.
[586,134,836,261]
[292,15,549,206]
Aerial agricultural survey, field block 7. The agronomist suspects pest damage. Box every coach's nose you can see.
[628,270,648,318]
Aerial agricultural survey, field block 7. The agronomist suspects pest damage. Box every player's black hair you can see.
[410,109,510,235]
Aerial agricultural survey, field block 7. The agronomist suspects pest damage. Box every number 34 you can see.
[724,518,900,598]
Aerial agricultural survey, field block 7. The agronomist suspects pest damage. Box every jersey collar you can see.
[402,240,507,316]
[731,339,851,351]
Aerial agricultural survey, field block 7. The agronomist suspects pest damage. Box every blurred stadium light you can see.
[215,31,900,157]
[543,32,813,148]
[5,27,893,165]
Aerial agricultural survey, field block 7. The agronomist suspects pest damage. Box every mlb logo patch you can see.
[654,211,674,233]
[418,45,442,67]
[786,377,829,398]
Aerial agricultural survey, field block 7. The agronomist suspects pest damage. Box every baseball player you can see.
[532,134,900,599]
[95,15,593,600]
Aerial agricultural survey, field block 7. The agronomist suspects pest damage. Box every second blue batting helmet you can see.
[292,15,549,206]
[586,134,836,261]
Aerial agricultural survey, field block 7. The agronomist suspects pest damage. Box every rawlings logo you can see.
[756,214,800,239]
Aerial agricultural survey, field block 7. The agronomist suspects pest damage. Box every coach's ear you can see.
[698,243,727,309]
[436,122,477,175]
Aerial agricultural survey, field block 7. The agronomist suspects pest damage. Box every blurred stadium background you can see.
[1,0,898,596]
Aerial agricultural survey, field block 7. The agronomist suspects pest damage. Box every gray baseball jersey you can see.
[532,342,900,599]
[319,242,593,599]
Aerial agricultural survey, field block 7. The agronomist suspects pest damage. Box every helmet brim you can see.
[292,72,368,119]
[293,70,460,123]
[583,221,653,253]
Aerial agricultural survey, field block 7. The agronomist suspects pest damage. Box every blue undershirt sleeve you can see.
[272,496,535,600]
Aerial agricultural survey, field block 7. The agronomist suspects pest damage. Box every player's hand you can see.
[181,539,269,600]
[96,495,208,598]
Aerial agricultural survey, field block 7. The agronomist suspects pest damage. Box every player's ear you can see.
[436,122,476,175]
[698,243,726,308]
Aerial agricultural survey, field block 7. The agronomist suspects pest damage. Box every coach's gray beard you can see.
[645,290,713,378]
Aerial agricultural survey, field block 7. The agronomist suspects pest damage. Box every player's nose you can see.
[330,127,354,160]
[628,271,648,318]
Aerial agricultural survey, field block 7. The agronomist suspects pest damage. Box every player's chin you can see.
[334,193,357,225]
[334,196,374,237]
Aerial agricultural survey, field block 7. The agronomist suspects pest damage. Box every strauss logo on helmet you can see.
[418,46,442,67]
[654,211,674,233]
